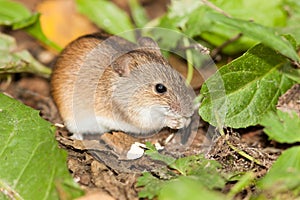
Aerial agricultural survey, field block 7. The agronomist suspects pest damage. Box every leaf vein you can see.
[13,140,47,188]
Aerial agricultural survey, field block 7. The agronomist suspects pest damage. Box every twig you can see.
[179,43,210,55]
[292,60,300,68]
[211,33,243,59]
[201,0,231,17]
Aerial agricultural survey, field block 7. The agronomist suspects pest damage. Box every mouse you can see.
[51,32,196,140]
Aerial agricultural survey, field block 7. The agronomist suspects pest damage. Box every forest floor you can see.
[1,31,285,200]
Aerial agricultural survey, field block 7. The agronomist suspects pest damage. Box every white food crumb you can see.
[126,142,145,160]
[155,142,164,151]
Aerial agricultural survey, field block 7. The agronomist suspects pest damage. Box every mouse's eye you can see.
[155,83,167,94]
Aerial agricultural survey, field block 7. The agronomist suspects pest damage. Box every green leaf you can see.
[282,34,298,50]
[0,0,61,51]
[156,0,293,56]
[208,12,299,62]
[129,0,149,28]
[182,157,225,190]
[137,172,165,199]
[145,148,225,190]
[199,43,295,128]
[169,155,224,189]
[152,0,207,50]
[261,110,300,143]
[24,16,62,52]
[156,0,203,31]
[210,0,287,26]
[76,0,135,41]
[201,0,287,54]
[137,153,225,199]
[281,66,300,83]
[12,12,39,30]
[137,170,225,200]
[168,155,225,190]
[145,143,176,166]
[280,0,300,44]
[169,155,199,176]
[184,6,212,37]
[159,176,226,200]
[227,172,255,199]
[0,0,31,25]
[0,33,51,77]
[0,93,83,199]
[258,146,300,194]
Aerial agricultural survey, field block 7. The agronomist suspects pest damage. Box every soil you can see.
[1,1,300,200]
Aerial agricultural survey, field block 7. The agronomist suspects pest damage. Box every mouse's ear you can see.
[111,53,132,77]
[137,37,162,55]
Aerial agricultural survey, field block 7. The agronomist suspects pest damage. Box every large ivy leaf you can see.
[199,43,295,128]
[0,93,83,200]
[0,33,51,77]
[76,0,135,41]
[261,110,300,143]
[258,146,300,194]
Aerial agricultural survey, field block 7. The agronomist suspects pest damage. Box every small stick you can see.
[211,33,243,59]
[179,43,210,55]
[201,0,231,17]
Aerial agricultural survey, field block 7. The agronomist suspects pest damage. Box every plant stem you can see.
[201,0,231,17]
[183,38,193,85]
